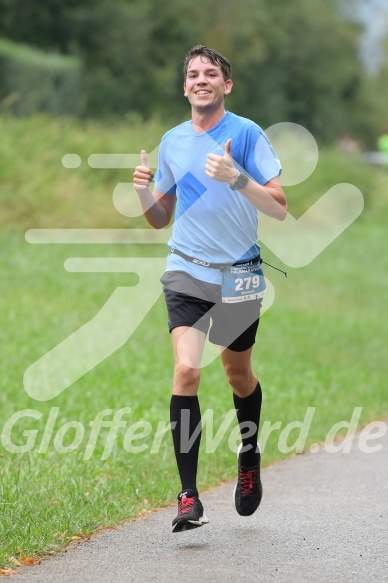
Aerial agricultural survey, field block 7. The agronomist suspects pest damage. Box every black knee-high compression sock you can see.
[233,381,262,467]
[170,394,202,496]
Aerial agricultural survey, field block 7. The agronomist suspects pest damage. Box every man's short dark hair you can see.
[183,45,232,81]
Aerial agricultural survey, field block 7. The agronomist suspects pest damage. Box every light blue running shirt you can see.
[154,111,281,285]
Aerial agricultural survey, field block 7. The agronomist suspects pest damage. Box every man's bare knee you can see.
[173,362,201,395]
[224,366,256,397]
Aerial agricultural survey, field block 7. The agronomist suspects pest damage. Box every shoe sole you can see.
[172,514,209,533]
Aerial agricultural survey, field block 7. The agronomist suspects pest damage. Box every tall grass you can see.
[0,115,387,569]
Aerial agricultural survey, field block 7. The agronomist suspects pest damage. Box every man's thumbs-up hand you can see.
[141,149,149,168]
[133,149,155,191]
[205,138,237,185]
[224,138,232,157]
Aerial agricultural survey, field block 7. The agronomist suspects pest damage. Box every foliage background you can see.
[0,0,388,146]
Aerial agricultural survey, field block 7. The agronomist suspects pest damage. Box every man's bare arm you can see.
[205,138,288,221]
[133,150,176,229]
[238,175,288,221]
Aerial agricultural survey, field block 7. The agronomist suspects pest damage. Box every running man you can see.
[133,45,287,532]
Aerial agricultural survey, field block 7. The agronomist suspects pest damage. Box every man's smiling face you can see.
[184,55,233,113]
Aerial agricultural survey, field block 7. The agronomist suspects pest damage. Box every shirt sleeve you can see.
[241,124,282,185]
[154,137,177,195]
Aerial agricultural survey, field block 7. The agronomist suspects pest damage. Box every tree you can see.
[0,0,386,145]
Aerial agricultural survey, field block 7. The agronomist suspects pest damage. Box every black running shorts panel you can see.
[161,270,262,352]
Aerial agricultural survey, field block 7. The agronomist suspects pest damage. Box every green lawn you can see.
[0,116,387,569]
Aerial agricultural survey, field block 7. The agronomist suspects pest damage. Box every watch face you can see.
[231,172,248,190]
[238,173,249,188]
[230,172,249,190]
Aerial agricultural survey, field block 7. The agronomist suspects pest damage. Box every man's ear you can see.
[183,82,187,97]
[224,79,233,95]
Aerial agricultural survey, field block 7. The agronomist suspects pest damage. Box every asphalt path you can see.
[11,423,388,583]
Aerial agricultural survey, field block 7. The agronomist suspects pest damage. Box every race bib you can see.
[221,262,266,303]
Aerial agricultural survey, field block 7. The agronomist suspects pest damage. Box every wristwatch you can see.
[230,171,249,190]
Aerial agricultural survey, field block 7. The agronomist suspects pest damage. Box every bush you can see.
[0,38,84,116]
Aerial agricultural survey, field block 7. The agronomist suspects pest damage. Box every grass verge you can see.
[0,115,387,569]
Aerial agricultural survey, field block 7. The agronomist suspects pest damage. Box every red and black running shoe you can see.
[172,489,209,533]
[234,443,263,516]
